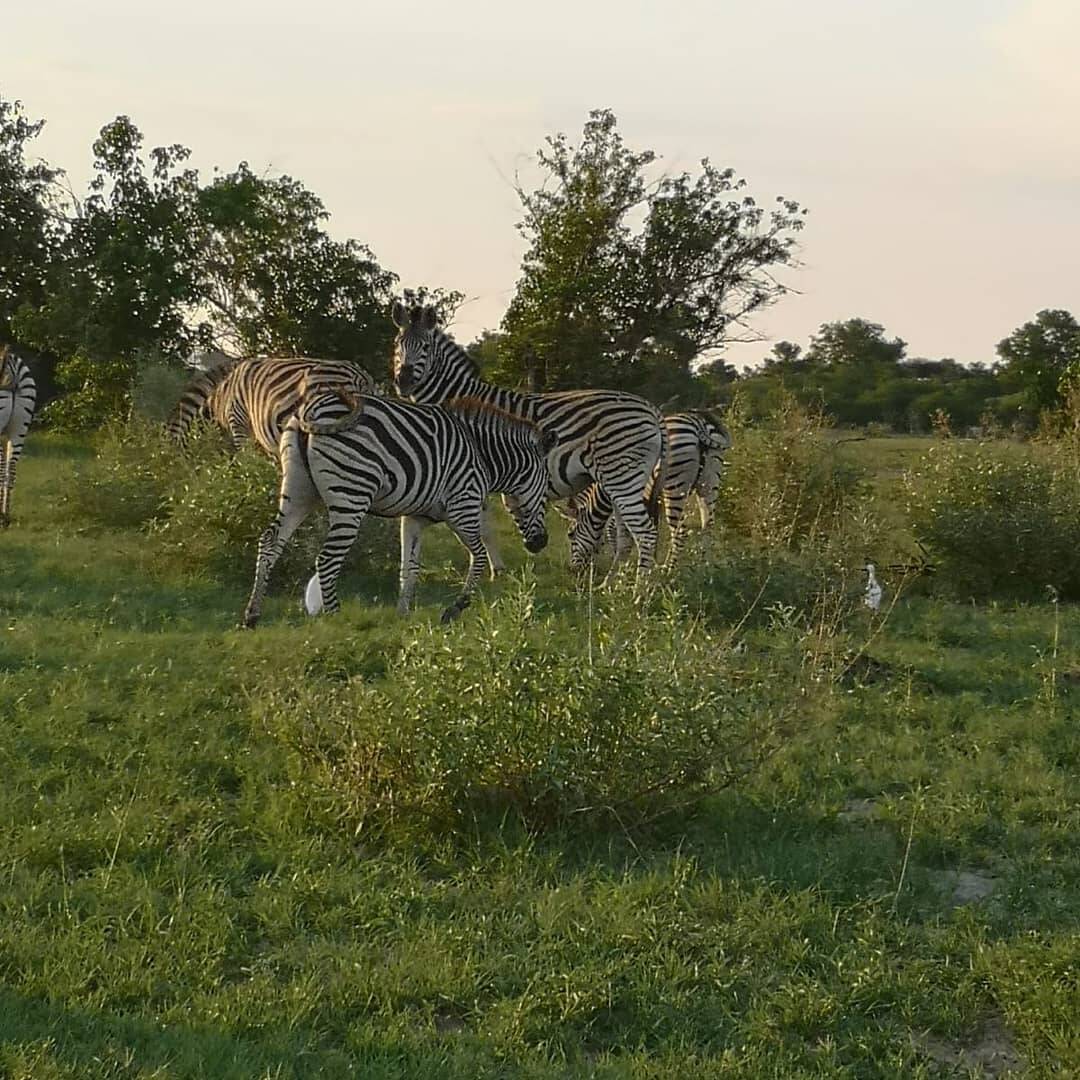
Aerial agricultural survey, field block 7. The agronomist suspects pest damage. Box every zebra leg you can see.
[242,463,318,628]
[441,509,490,624]
[397,515,429,616]
[479,503,505,580]
[594,472,658,575]
[663,488,691,568]
[313,504,369,616]
[0,444,9,527]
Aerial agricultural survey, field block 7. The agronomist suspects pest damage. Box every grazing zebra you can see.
[0,346,37,528]
[167,355,376,455]
[242,392,556,628]
[392,303,666,573]
[565,411,732,569]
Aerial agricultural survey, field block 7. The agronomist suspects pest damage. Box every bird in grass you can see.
[863,563,883,612]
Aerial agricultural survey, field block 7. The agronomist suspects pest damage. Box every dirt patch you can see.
[913,1015,1025,1076]
[929,869,999,908]
[838,797,882,823]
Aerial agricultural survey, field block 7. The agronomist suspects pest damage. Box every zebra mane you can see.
[434,329,481,378]
[442,396,538,436]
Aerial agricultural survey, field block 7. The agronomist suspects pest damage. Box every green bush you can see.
[261,585,791,838]
[719,390,875,554]
[59,417,187,529]
[60,416,399,590]
[905,440,1080,600]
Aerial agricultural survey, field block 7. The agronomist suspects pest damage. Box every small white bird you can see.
[863,563,883,612]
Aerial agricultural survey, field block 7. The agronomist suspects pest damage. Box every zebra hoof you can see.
[440,597,470,624]
[0,515,8,529]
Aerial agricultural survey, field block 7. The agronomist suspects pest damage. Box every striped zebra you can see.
[242,391,556,628]
[392,304,666,572]
[167,355,376,455]
[0,346,37,528]
[565,411,732,569]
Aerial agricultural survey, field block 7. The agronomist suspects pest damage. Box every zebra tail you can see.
[296,387,365,435]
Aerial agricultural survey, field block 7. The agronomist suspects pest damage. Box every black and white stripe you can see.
[242,394,555,627]
[0,346,37,527]
[391,303,666,572]
[566,411,731,568]
[167,355,376,456]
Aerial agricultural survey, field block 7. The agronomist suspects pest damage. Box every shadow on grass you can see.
[0,985,459,1080]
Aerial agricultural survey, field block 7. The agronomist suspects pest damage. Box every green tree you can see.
[996,309,1080,414]
[0,96,62,344]
[195,164,403,369]
[502,109,805,398]
[16,116,207,426]
[804,318,905,367]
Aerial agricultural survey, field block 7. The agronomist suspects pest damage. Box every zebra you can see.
[167,354,377,455]
[241,390,556,628]
[0,346,37,528]
[564,411,732,569]
[391,303,666,573]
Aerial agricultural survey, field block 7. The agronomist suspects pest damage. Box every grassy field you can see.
[1,434,1078,1078]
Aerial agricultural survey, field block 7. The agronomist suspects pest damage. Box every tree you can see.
[0,97,62,344]
[195,164,401,369]
[996,309,1080,414]
[804,318,906,367]
[501,109,805,398]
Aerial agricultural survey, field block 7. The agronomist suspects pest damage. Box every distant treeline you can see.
[2,95,1077,431]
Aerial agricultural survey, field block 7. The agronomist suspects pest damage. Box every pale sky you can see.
[6,0,1079,368]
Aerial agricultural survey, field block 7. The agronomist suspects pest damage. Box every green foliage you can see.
[719,390,873,553]
[502,108,805,399]
[905,438,1080,599]
[0,96,61,343]
[8,108,460,428]
[195,163,401,366]
[996,309,1080,414]
[804,317,906,367]
[267,583,791,838]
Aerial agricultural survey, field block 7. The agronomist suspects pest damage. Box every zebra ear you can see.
[391,300,408,329]
[420,306,438,332]
[538,426,558,455]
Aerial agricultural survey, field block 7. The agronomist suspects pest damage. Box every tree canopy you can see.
[499,109,806,397]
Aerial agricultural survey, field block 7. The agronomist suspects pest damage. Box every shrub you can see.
[261,585,794,838]
[59,417,187,529]
[905,440,1080,600]
[719,390,873,554]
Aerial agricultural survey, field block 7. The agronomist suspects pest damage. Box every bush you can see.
[905,440,1080,600]
[60,417,186,529]
[61,416,399,590]
[719,390,874,554]
[260,585,794,838]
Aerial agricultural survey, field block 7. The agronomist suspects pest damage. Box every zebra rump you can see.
[0,345,38,527]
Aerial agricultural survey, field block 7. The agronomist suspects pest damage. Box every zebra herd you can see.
[2,304,731,625]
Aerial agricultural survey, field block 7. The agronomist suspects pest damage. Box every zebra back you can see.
[172,356,376,454]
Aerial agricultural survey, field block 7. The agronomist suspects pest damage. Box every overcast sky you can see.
[7,0,1078,367]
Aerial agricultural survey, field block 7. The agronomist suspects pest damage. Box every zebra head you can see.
[391,301,439,395]
[562,485,612,571]
[500,425,557,554]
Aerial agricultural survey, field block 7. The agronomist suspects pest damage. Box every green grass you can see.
[0,433,1077,1078]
